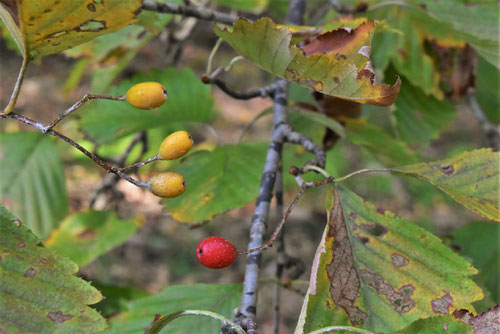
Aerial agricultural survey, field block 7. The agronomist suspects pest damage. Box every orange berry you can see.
[126,82,167,110]
[149,172,186,198]
[159,131,194,160]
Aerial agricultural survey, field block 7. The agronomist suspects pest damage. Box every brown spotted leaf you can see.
[469,305,500,334]
[393,149,500,222]
[0,204,107,333]
[215,18,400,106]
[0,0,141,58]
[296,185,483,333]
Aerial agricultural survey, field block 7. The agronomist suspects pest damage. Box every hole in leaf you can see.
[77,20,105,32]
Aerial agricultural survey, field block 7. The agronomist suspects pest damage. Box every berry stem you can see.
[120,154,160,172]
[1,112,149,190]
[43,94,125,132]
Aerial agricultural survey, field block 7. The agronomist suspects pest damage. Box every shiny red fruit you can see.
[196,237,237,269]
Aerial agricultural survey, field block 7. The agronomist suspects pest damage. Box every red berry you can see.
[196,237,237,269]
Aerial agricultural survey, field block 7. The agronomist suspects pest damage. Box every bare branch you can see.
[142,0,237,25]
[284,128,326,168]
[202,76,280,100]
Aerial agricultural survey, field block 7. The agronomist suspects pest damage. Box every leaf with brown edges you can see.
[215,18,400,106]
[296,185,483,333]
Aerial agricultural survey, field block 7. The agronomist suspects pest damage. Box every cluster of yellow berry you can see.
[126,82,193,198]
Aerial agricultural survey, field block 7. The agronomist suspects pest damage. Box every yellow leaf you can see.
[0,0,141,58]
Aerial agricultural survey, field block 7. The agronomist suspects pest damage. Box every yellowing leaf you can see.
[296,185,483,333]
[394,149,500,222]
[0,0,141,58]
[215,18,400,106]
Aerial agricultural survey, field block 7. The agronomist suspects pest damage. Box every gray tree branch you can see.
[142,0,237,25]
[235,0,307,330]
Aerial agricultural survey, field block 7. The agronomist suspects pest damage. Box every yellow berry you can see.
[149,172,186,198]
[126,82,167,110]
[159,131,194,160]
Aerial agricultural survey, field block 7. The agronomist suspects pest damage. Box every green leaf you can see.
[44,211,140,267]
[394,77,456,144]
[80,67,215,144]
[0,0,141,58]
[214,0,269,12]
[215,18,401,106]
[105,283,241,334]
[289,110,346,138]
[452,222,500,307]
[393,149,500,222]
[407,0,500,68]
[476,56,500,123]
[165,143,267,223]
[91,282,151,316]
[0,204,107,333]
[388,7,443,98]
[0,132,68,238]
[297,185,483,333]
[344,119,418,166]
[392,315,472,333]
[367,0,500,69]
[371,23,399,73]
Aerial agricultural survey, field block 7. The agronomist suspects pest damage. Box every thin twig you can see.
[284,128,326,168]
[44,94,125,132]
[303,165,330,178]
[240,183,308,255]
[142,0,238,25]
[1,112,149,189]
[204,78,280,100]
[239,165,402,256]
[120,154,160,172]
[203,56,244,82]
[273,166,285,334]
[3,56,29,115]
[90,133,148,208]
[202,51,279,100]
